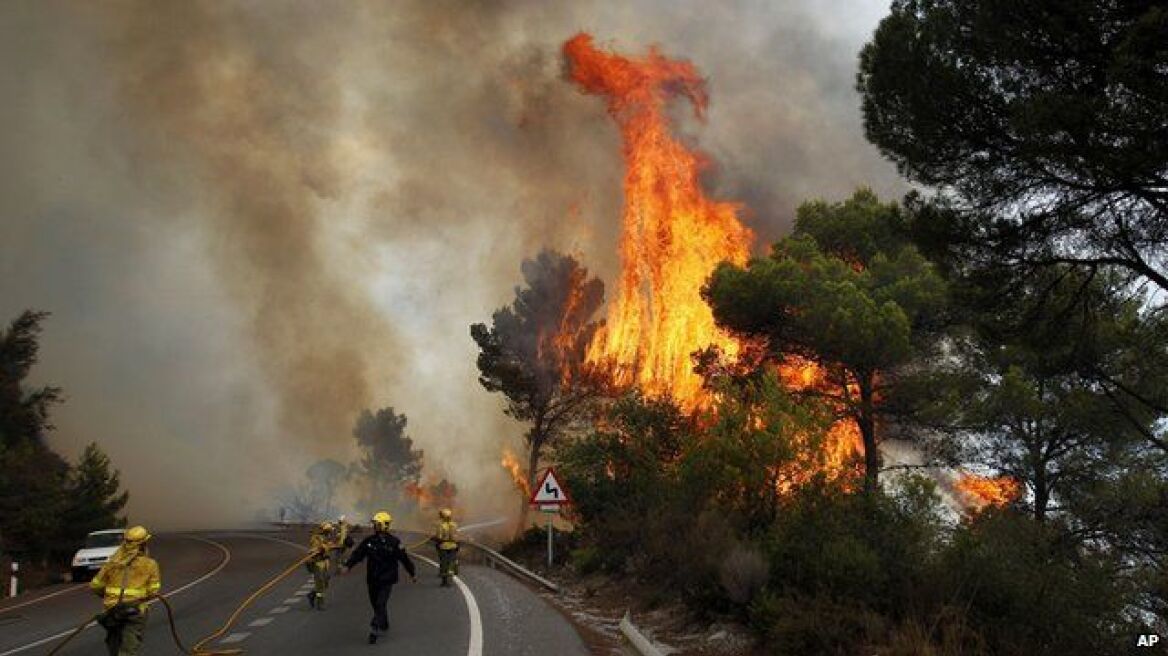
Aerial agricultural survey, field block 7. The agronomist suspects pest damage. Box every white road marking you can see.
[248,617,274,627]
[0,536,232,656]
[220,632,249,644]
[414,554,483,656]
[0,585,83,615]
[282,597,301,604]
[269,606,290,614]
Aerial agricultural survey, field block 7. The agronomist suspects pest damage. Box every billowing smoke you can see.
[0,0,903,529]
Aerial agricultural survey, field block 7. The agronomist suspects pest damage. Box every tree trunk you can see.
[516,431,545,537]
[1033,466,1049,522]
[857,372,881,494]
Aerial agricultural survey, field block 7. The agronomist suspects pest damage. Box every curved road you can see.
[0,531,588,656]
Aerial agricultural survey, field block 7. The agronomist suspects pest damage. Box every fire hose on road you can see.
[42,525,485,656]
[45,549,320,656]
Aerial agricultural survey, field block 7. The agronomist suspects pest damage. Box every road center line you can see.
[413,554,484,656]
[0,536,232,656]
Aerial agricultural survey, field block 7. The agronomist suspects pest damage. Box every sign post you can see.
[529,468,571,568]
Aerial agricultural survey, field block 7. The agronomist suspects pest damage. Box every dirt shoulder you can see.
[486,544,761,656]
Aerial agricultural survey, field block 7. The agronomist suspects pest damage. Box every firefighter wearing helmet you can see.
[330,514,355,572]
[306,521,339,610]
[90,525,161,656]
[340,511,416,644]
[431,508,460,586]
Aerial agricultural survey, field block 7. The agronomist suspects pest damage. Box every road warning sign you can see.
[529,467,571,506]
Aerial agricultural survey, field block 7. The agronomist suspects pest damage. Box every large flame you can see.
[956,474,1021,510]
[565,33,753,408]
[564,34,864,486]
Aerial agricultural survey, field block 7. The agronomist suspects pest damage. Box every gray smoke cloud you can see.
[0,0,903,529]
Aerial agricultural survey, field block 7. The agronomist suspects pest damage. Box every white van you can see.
[70,529,125,582]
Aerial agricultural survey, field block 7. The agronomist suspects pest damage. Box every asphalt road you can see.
[0,531,589,656]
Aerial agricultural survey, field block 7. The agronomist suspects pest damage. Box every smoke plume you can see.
[0,0,904,528]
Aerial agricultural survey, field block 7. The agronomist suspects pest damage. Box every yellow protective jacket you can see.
[334,523,351,550]
[434,520,459,551]
[309,532,337,566]
[90,548,161,610]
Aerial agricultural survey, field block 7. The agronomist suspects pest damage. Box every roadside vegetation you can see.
[479,3,1168,653]
[0,311,129,582]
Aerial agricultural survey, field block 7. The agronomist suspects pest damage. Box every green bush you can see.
[938,511,1135,656]
[750,590,888,655]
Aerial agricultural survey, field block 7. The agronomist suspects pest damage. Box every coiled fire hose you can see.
[46,549,319,656]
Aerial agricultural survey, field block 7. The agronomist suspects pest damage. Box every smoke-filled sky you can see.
[0,1,904,529]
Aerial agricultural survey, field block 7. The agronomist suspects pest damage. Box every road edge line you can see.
[414,554,483,656]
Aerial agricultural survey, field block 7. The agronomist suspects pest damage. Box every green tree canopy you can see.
[704,189,947,491]
[937,270,1154,520]
[1,310,62,447]
[351,407,423,516]
[0,311,69,559]
[858,0,1168,293]
[62,443,129,539]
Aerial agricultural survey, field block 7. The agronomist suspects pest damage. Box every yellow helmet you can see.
[372,511,392,530]
[439,508,453,520]
[124,526,151,545]
[320,521,335,533]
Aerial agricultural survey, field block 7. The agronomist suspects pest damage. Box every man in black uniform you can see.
[340,510,416,644]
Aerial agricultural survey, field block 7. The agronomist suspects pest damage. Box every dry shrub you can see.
[718,544,769,605]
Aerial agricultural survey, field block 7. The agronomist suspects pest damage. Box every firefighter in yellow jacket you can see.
[89,525,161,656]
[307,521,339,609]
[430,508,460,586]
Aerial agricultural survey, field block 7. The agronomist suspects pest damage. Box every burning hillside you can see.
[563,33,862,485]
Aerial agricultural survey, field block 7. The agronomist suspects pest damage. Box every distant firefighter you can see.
[340,511,417,644]
[90,526,161,656]
[431,508,460,587]
[306,521,339,610]
[330,515,355,571]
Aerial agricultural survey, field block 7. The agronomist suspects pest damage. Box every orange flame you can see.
[501,447,531,497]
[956,474,1020,510]
[404,478,459,512]
[776,359,864,488]
[565,33,753,409]
[404,481,432,508]
[564,34,863,490]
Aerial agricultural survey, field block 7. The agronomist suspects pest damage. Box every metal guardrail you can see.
[464,538,669,655]
[465,540,559,593]
[619,610,666,656]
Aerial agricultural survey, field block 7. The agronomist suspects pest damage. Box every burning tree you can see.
[705,190,948,492]
[404,477,458,514]
[471,249,606,530]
